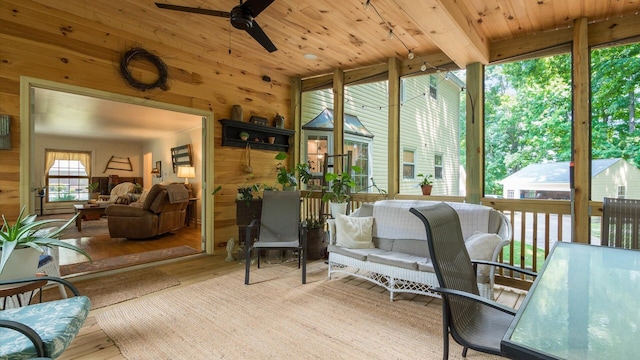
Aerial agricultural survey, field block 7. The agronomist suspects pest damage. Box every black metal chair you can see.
[410,203,536,360]
[601,197,640,249]
[244,190,307,285]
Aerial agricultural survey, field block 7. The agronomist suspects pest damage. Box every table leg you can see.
[75,210,82,231]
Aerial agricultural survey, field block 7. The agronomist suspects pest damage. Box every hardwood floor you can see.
[57,255,527,359]
[57,219,202,267]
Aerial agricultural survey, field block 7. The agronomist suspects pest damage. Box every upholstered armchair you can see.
[105,184,189,239]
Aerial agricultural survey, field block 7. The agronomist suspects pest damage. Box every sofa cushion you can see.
[327,245,388,261]
[367,251,426,270]
[335,214,375,249]
[391,239,430,258]
[351,202,374,217]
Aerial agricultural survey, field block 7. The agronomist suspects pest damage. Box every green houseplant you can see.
[322,166,362,216]
[417,173,434,195]
[274,152,312,190]
[1,207,92,277]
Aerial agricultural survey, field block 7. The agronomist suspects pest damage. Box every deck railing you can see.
[300,191,604,291]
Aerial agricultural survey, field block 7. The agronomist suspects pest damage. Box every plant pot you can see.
[329,202,348,216]
[0,247,41,281]
[421,184,433,195]
[307,228,326,260]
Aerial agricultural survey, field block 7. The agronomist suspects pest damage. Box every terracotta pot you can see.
[421,184,433,195]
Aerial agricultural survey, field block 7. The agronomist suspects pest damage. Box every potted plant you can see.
[239,131,249,141]
[1,207,92,280]
[87,182,100,202]
[305,216,326,260]
[322,165,362,215]
[417,173,434,195]
[274,152,312,191]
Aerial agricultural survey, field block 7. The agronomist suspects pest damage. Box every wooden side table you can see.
[0,275,47,309]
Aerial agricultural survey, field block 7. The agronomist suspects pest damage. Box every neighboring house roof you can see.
[500,158,622,184]
[302,108,374,138]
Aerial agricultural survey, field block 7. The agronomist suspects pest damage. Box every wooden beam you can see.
[291,77,302,167]
[387,57,401,197]
[465,63,483,204]
[333,69,344,158]
[572,17,590,244]
[393,0,489,67]
[588,14,640,47]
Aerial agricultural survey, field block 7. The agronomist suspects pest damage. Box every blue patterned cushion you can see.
[0,296,91,359]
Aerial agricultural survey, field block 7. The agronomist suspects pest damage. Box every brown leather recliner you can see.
[105,183,189,239]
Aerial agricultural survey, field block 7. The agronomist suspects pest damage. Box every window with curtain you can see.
[45,150,91,202]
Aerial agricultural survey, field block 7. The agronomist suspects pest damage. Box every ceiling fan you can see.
[155,0,277,53]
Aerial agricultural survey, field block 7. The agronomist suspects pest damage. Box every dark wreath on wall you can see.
[119,47,169,91]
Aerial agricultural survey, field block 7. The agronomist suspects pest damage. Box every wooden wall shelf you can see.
[219,119,294,152]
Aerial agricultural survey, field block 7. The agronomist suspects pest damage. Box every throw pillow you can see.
[335,214,375,249]
[465,231,503,280]
[465,231,502,261]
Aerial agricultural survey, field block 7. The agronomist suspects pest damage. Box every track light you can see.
[408,51,415,60]
[420,63,427,71]
[364,0,370,10]
[387,29,394,39]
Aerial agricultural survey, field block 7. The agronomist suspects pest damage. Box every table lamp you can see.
[177,166,196,184]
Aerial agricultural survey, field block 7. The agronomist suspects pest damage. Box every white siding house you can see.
[500,158,640,200]
[300,73,463,195]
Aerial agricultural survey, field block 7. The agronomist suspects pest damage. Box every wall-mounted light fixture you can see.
[151,161,162,178]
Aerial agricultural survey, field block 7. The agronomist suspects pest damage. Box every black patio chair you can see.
[244,190,307,285]
[410,203,536,360]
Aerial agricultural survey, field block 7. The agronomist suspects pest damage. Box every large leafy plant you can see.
[274,152,312,189]
[322,165,362,203]
[0,207,92,274]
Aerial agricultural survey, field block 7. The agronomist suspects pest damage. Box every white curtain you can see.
[44,150,91,176]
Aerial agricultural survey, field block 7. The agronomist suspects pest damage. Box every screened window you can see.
[403,149,415,179]
[617,186,626,198]
[345,139,370,192]
[429,75,437,99]
[434,154,443,179]
[45,150,91,202]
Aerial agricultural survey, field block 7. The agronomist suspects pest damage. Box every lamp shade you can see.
[177,166,196,184]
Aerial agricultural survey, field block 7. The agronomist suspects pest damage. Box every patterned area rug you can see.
[60,246,200,276]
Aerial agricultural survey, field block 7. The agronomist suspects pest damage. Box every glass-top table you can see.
[501,242,640,359]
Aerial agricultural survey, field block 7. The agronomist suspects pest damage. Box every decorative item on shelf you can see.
[274,113,285,128]
[267,136,275,144]
[231,104,243,121]
[417,173,434,195]
[249,116,268,126]
[239,131,249,141]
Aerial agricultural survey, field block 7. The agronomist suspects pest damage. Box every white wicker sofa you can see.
[327,200,511,301]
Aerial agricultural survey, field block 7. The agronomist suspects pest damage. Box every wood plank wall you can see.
[0,0,291,250]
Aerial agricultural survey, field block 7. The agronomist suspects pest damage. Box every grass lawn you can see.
[501,241,547,270]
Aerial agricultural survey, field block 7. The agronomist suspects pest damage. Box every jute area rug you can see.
[43,268,180,309]
[96,263,500,359]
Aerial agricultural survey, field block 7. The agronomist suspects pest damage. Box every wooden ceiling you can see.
[32,0,640,78]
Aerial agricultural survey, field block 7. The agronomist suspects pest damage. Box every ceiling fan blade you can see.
[240,0,275,17]
[155,3,230,18]
[245,20,277,53]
